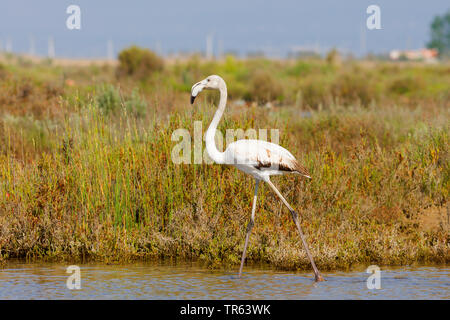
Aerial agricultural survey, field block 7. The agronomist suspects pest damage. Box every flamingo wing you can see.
[224,139,311,178]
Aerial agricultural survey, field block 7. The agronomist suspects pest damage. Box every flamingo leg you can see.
[238,179,260,278]
[266,179,325,282]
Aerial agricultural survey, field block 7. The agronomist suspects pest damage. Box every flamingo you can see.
[190,75,324,282]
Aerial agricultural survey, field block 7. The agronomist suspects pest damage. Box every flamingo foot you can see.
[315,274,326,282]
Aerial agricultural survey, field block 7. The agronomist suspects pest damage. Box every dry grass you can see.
[0,54,448,270]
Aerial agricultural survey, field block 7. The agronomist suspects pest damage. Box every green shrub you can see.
[96,85,147,117]
[299,78,330,109]
[287,60,313,76]
[117,46,163,80]
[389,76,425,95]
[125,88,147,117]
[247,71,283,104]
[331,72,376,106]
[326,49,342,67]
[96,84,121,114]
[0,63,6,80]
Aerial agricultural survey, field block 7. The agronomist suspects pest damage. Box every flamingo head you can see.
[190,75,225,104]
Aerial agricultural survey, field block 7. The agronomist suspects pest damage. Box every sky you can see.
[0,0,448,58]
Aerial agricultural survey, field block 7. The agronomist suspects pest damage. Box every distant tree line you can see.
[427,10,450,57]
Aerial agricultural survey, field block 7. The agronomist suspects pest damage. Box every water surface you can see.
[0,262,448,299]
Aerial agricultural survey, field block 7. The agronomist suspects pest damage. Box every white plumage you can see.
[190,75,324,282]
[223,139,311,180]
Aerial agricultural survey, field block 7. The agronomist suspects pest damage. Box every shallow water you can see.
[0,262,448,299]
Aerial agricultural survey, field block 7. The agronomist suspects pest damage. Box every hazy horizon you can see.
[0,0,448,58]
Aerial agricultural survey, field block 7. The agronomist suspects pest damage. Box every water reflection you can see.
[0,262,448,299]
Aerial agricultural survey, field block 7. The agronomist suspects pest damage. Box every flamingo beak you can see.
[190,80,206,104]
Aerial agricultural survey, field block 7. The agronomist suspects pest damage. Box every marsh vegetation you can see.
[0,51,448,270]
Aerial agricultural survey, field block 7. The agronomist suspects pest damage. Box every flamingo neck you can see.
[205,85,227,164]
